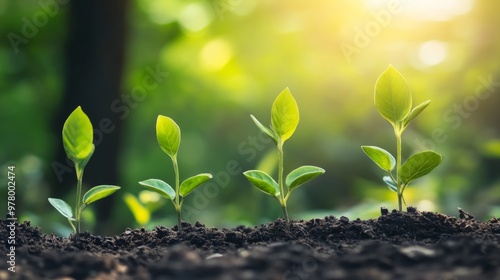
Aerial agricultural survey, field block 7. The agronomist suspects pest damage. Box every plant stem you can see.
[281,203,289,223]
[277,141,289,223]
[172,156,182,230]
[75,167,84,234]
[68,219,76,234]
[395,128,403,212]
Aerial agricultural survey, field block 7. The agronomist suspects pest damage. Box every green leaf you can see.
[156,115,180,159]
[271,88,299,143]
[286,165,325,191]
[402,100,431,129]
[243,170,280,197]
[374,65,412,126]
[75,145,95,173]
[83,185,121,205]
[180,173,213,197]
[62,106,94,163]
[250,115,278,143]
[48,198,73,219]
[139,179,176,200]
[382,176,398,193]
[361,146,396,172]
[400,151,442,185]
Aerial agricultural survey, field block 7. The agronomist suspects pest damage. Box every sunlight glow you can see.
[200,39,233,71]
[179,3,213,32]
[418,41,448,66]
[364,0,474,21]
[400,0,474,21]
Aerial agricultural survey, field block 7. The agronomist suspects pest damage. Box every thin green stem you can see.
[75,167,84,234]
[68,219,76,234]
[395,127,403,212]
[277,141,289,223]
[172,156,182,230]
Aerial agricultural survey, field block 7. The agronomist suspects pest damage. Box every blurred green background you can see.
[1,0,500,236]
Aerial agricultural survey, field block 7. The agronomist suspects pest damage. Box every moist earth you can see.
[1,208,500,280]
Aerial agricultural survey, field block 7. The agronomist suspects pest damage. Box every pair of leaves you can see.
[362,146,442,187]
[243,166,325,197]
[63,106,95,169]
[48,185,121,219]
[374,65,431,131]
[139,173,212,200]
[251,88,299,144]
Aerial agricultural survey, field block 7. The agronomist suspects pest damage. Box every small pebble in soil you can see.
[407,206,417,213]
[458,207,475,220]
[340,216,349,224]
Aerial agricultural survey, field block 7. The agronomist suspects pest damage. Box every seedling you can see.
[139,116,212,230]
[361,65,442,211]
[243,88,325,223]
[48,106,120,234]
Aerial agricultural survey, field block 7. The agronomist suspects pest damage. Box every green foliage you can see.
[156,115,180,158]
[362,66,442,211]
[49,107,121,234]
[180,173,213,197]
[271,88,300,143]
[374,65,412,127]
[243,88,325,223]
[82,185,121,205]
[48,198,74,220]
[361,146,395,172]
[286,166,326,191]
[243,170,280,197]
[139,115,212,230]
[400,151,442,185]
[139,179,176,200]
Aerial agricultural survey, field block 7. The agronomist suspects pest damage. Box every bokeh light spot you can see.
[418,41,448,66]
[179,3,213,32]
[200,39,233,71]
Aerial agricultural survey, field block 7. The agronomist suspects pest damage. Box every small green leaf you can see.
[400,151,442,185]
[83,185,121,205]
[62,106,94,163]
[403,100,431,129]
[271,88,299,143]
[139,179,176,200]
[48,198,73,219]
[286,165,325,191]
[383,176,398,193]
[180,173,213,197]
[361,146,396,172]
[374,65,412,126]
[156,115,181,159]
[250,115,278,143]
[243,170,280,197]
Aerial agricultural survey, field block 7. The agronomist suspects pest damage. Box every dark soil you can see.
[2,207,500,280]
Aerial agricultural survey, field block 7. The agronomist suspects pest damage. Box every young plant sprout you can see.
[48,106,120,234]
[139,115,212,230]
[243,88,325,223]
[361,65,442,211]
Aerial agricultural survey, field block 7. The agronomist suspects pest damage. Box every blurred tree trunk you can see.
[52,0,128,234]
